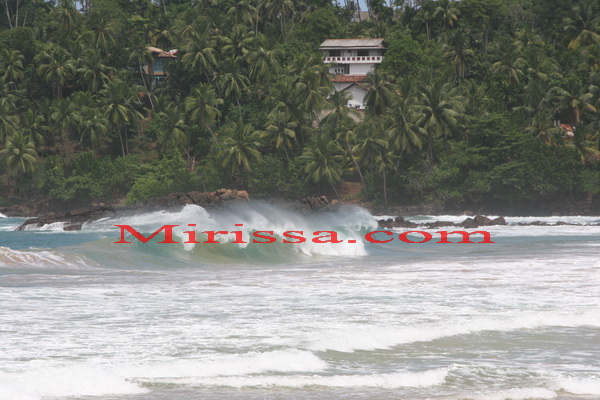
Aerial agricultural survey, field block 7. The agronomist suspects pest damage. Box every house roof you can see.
[147,46,177,58]
[559,123,574,132]
[320,39,385,49]
[331,75,368,83]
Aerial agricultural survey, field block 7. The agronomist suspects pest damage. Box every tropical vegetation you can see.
[0,0,599,212]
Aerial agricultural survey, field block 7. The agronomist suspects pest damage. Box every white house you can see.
[319,38,385,109]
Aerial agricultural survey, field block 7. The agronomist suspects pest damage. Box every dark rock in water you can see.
[424,221,455,228]
[490,216,507,225]
[474,215,492,226]
[16,189,253,231]
[16,206,117,231]
[460,217,479,228]
[301,196,330,211]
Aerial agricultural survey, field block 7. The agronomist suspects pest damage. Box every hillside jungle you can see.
[0,0,599,213]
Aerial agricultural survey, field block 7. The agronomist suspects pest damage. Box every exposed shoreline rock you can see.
[376,214,597,229]
[13,191,344,231]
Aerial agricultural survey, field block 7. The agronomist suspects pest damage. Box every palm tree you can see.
[373,142,395,205]
[416,80,465,161]
[129,43,156,108]
[0,131,38,183]
[19,110,46,149]
[0,97,18,142]
[227,0,259,29]
[0,49,25,90]
[364,72,395,115]
[295,62,332,122]
[36,45,76,98]
[54,0,78,31]
[321,90,359,137]
[157,106,189,154]
[184,83,224,143]
[336,127,366,194]
[77,49,113,93]
[260,111,297,160]
[260,0,295,41]
[181,32,218,81]
[301,135,345,198]
[489,37,526,86]
[433,0,460,29]
[222,24,255,62]
[442,28,474,80]
[246,45,280,83]
[386,97,425,154]
[547,84,598,126]
[220,70,250,108]
[50,99,79,158]
[100,79,143,156]
[79,16,119,54]
[564,3,600,50]
[218,119,263,175]
[77,107,109,153]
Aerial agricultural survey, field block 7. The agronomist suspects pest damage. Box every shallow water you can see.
[1,203,599,400]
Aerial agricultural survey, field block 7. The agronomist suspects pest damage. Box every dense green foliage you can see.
[0,0,599,210]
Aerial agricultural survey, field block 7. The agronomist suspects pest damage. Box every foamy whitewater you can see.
[1,203,599,400]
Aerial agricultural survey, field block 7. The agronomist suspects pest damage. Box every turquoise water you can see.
[1,204,599,400]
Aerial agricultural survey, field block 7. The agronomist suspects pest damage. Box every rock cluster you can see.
[16,189,250,231]
[143,189,250,208]
[377,215,508,229]
[16,206,117,231]
[300,196,332,211]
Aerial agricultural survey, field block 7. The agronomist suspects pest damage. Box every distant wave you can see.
[306,310,600,352]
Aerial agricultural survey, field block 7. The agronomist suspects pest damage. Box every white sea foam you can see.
[173,368,448,388]
[0,365,147,400]
[0,246,88,268]
[119,350,327,379]
[18,221,66,231]
[92,203,376,257]
[457,387,557,400]
[307,310,600,352]
[0,213,6,218]
[551,376,600,395]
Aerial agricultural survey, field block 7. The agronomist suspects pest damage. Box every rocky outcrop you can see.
[16,189,251,231]
[16,206,118,231]
[300,196,331,211]
[376,214,600,229]
[142,189,250,208]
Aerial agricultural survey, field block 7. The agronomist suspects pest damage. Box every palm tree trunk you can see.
[382,167,387,205]
[116,124,125,157]
[345,138,366,195]
[329,181,339,199]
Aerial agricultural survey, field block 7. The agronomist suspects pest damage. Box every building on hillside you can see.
[145,46,177,83]
[319,38,385,109]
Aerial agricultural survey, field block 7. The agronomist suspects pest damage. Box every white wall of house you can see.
[336,85,367,110]
[349,63,375,75]
[333,82,354,91]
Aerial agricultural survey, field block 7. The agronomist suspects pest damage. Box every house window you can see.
[329,50,341,57]
[357,49,369,57]
[333,65,349,74]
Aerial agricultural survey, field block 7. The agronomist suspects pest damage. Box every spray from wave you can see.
[87,203,378,262]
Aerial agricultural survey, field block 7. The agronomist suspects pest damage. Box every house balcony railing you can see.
[323,56,383,63]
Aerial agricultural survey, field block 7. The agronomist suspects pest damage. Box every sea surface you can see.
[1,203,599,400]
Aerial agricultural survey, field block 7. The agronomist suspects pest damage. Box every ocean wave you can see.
[454,387,557,400]
[551,375,600,395]
[0,246,91,268]
[118,349,327,379]
[89,203,377,260]
[307,310,600,352]
[0,365,147,400]
[168,367,449,388]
